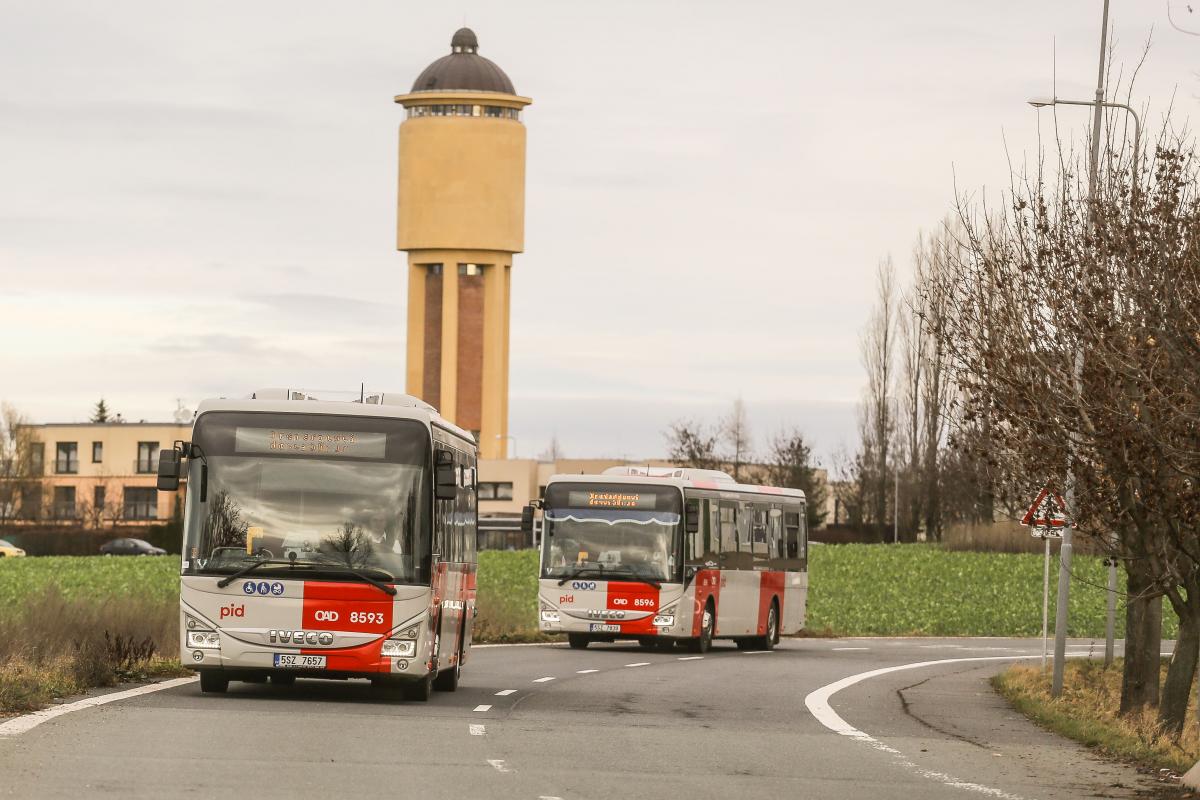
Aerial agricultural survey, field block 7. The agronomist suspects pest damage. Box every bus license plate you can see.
[273,654,326,669]
[589,624,620,633]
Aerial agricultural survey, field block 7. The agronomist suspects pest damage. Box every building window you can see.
[29,443,44,475]
[93,484,106,512]
[407,104,520,121]
[136,442,159,474]
[458,263,481,276]
[19,484,42,520]
[124,487,158,520]
[55,442,78,474]
[52,486,77,519]
[424,263,443,276]
[478,482,514,501]
[92,441,103,463]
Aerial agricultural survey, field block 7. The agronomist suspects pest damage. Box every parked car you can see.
[0,539,26,557]
[100,538,166,556]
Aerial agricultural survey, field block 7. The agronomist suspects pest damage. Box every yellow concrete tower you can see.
[396,27,531,459]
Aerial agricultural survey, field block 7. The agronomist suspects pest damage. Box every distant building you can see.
[12,422,189,526]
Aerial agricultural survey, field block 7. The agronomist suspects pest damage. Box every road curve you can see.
[0,637,1161,799]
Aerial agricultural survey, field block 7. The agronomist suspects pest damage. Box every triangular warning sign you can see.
[1020,485,1069,528]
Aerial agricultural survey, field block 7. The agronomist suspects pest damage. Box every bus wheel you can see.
[751,602,779,651]
[689,603,714,654]
[199,671,228,694]
[403,672,434,702]
[567,634,590,650]
[433,636,462,692]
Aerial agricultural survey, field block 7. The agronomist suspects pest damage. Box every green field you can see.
[0,544,1172,639]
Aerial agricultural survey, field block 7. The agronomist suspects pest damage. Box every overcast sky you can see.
[1,1,1196,463]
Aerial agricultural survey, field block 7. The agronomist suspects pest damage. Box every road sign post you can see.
[1021,486,1069,674]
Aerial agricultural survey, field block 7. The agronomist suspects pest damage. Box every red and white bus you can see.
[533,467,807,652]
[157,388,478,700]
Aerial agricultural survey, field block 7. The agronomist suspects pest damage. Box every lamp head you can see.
[1028,97,1055,108]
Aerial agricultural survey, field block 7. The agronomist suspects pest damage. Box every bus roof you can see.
[546,467,806,501]
[192,388,475,447]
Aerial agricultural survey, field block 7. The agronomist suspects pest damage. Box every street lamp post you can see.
[1027,94,1141,677]
[494,434,517,459]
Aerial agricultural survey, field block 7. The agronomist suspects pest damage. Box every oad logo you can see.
[570,581,597,591]
[314,610,339,622]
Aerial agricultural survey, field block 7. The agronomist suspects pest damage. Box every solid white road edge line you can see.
[805,655,1040,800]
[0,676,199,738]
[678,656,704,661]
[832,647,870,651]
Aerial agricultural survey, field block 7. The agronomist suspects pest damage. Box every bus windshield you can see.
[540,483,682,583]
[181,412,431,585]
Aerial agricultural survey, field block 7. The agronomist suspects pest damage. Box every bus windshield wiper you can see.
[312,563,397,596]
[606,571,662,590]
[557,563,605,586]
[215,558,309,588]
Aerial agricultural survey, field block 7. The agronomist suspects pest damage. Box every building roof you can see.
[410,28,516,95]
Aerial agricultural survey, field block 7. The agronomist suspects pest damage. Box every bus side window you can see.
[686,498,713,565]
[783,510,802,567]
[768,506,783,565]
[719,502,737,567]
[751,505,769,564]
[798,504,808,563]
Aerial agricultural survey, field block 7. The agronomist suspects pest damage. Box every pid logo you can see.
[219,603,245,620]
[242,581,285,596]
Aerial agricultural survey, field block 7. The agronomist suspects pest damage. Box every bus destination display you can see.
[567,490,656,510]
[234,428,387,458]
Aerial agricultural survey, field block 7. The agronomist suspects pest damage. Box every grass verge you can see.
[992,660,1200,775]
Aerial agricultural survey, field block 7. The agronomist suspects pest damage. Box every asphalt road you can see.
[0,637,1167,799]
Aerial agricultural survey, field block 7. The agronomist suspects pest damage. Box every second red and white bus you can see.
[533,467,807,651]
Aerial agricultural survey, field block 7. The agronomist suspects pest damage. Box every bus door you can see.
[781,507,808,633]
[716,500,757,636]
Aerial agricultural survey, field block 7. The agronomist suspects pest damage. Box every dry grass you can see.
[993,660,1200,775]
[0,585,187,713]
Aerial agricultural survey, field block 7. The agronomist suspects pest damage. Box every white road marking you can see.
[805,655,1040,799]
[576,669,598,674]
[487,759,512,773]
[494,689,517,696]
[742,650,774,654]
[473,704,492,712]
[469,724,486,736]
[832,647,870,651]
[625,662,651,667]
[538,796,564,799]
[678,656,704,661]
[0,676,198,737]
[533,676,556,683]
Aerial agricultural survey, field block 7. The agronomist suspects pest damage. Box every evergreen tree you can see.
[90,398,110,423]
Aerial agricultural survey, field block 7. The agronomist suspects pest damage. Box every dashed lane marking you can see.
[495,689,517,696]
[742,650,775,654]
[678,656,704,661]
[469,724,485,736]
[0,676,198,737]
[473,704,492,712]
[576,669,598,674]
[832,647,870,651]
[625,662,651,667]
[533,676,556,683]
[487,759,512,773]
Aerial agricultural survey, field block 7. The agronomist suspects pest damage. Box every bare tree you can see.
[0,404,43,527]
[664,420,720,471]
[766,429,829,530]
[860,259,899,528]
[538,435,565,463]
[720,398,753,482]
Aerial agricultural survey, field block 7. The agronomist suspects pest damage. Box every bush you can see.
[474,549,553,643]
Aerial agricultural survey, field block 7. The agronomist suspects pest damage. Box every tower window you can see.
[459,264,481,276]
[424,263,443,276]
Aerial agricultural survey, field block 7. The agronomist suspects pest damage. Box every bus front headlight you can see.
[653,603,677,627]
[381,639,416,658]
[186,631,220,649]
[539,601,560,623]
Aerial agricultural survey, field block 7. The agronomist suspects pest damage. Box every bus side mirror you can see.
[684,501,700,534]
[435,463,457,501]
[156,448,182,491]
[521,505,534,536]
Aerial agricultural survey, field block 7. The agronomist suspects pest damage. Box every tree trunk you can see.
[1120,561,1162,714]
[1159,602,1200,735]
